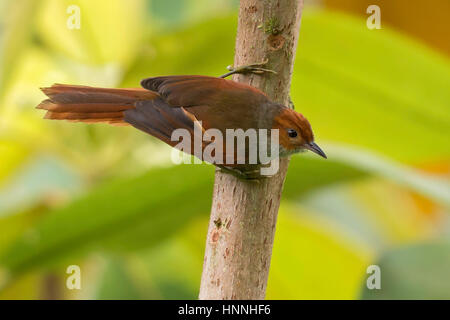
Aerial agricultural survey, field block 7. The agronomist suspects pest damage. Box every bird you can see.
[37,75,326,179]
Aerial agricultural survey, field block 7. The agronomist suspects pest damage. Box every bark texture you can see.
[199,0,304,300]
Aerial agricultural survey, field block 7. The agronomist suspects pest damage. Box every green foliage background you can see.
[0,0,449,299]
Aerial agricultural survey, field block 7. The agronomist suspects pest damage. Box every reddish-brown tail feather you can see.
[38,84,158,126]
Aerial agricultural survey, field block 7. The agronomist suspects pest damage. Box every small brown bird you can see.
[37,75,326,178]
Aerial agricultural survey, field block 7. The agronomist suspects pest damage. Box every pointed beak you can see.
[305,142,327,159]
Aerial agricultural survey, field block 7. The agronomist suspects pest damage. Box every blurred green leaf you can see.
[323,144,450,207]
[0,0,38,101]
[150,0,188,27]
[122,239,201,299]
[360,241,450,299]
[0,141,30,184]
[0,164,214,285]
[292,11,450,162]
[267,207,371,299]
[0,156,81,215]
[96,258,142,300]
[36,0,146,69]
[285,154,366,198]
[122,15,236,85]
[0,208,43,255]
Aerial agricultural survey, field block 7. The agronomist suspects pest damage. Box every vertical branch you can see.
[199,0,304,300]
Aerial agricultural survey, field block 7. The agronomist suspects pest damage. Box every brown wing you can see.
[140,75,271,131]
[124,98,204,149]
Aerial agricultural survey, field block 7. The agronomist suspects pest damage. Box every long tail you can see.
[37,84,158,126]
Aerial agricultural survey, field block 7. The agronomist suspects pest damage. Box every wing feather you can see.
[141,75,268,108]
[140,75,271,131]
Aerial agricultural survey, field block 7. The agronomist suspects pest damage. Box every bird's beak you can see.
[305,142,327,159]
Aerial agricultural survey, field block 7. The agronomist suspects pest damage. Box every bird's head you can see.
[272,107,327,159]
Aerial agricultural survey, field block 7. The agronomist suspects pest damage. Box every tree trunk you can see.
[199,0,304,300]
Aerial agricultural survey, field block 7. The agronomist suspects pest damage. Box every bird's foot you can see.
[216,165,264,182]
[220,59,277,78]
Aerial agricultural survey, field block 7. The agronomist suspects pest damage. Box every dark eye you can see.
[287,129,298,138]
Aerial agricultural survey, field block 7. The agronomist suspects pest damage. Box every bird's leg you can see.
[219,59,277,79]
[219,60,295,109]
[215,165,262,182]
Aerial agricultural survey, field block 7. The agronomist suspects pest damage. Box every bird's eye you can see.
[287,129,298,138]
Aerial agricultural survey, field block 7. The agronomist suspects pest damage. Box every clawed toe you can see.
[220,59,277,78]
[216,165,264,181]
